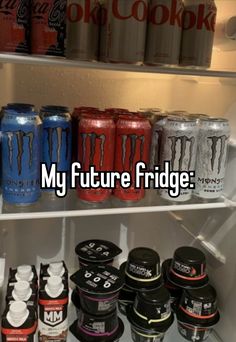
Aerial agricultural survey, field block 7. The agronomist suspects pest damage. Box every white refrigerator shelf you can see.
[0,53,236,79]
[0,190,234,221]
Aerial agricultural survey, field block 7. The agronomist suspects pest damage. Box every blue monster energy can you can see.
[1,106,42,205]
[41,106,72,182]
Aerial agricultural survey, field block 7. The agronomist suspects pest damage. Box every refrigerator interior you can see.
[1,1,236,341]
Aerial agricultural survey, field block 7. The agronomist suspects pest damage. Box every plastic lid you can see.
[70,265,124,295]
[139,286,170,305]
[17,265,33,281]
[47,276,63,295]
[9,301,28,322]
[128,248,160,267]
[14,281,31,300]
[75,239,122,263]
[185,285,217,303]
[41,105,69,112]
[174,247,206,265]
[48,262,64,276]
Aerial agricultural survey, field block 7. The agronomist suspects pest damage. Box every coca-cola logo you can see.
[0,0,17,15]
[67,0,100,25]
[32,1,50,19]
[149,0,183,27]
[49,0,67,28]
[17,0,29,25]
[112,0,148,21]
[183,3,217,32]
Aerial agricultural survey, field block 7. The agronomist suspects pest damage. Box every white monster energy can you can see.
[194,118,230,200]
[160,117,199,202]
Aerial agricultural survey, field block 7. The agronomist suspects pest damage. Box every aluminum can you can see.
[160,117,198,202]
[31,0,67,56]
[78,114,115,202]
[194,118,230,200]
[145,0,184,66]
[41,106,72,177]
[180,0,217,68]
[149,113,168,170]
[100,0,148,64]
[0,0,30,54]
[114,116,151,202]
[66,0,100,61]
[1,107,42,205]
[72,107,99,162]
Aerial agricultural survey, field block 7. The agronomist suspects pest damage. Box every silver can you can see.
[99,0,148,64]
[150,113,168,170]
[194,118,230,200]
[66,0,100,61]
[145,0,184,66]
[160,117,198,202]
[180,0,217,68]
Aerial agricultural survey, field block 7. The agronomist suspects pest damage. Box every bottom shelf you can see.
[68,305,221,342]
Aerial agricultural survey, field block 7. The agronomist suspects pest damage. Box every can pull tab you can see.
[0,257,5,288]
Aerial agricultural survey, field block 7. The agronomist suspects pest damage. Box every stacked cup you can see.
[162,246,220,342]
[70,265,125,342]
[120,247,174,342]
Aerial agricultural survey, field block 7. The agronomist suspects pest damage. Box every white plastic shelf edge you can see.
[1,53,236,78]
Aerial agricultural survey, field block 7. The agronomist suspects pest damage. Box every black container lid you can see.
[70,265,124,296]
[167,247,209,289]
[121,247,162,291]
[127,286,174,334]
[185,285,217,303]
[75,240,122,263]
[129,248,160,266]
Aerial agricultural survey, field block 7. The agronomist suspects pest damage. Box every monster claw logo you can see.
[169,136,195,170]
[121,134,145,171]
[80,132,106,168]
[45,127,70,164]
[208,135,229,174]
[6,130,34,176]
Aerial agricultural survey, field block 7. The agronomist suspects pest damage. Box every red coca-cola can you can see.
[0,0,30,54]
[180,0,217,68]
[114,116,151,202]
[145,0,184,66]
[77,114,115,203]
[100,0,149,64]
[66,0,101,61]
[31,0,67,56]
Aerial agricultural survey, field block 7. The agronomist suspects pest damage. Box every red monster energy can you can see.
[77,113,115,203]
[114,116,151,202]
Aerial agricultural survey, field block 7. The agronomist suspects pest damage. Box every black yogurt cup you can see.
[177,321,213,342]
[167,247,209,289]
[177,285,220,327]
[118,285,136,316]
[176,285,220,342]
[70,309,124,342]
[71,287,81,317]
[162,259,182,312]
[120,247,163,291]
[70,265,124,316]
[75,240,122,268]
[127,285,174,342]
[130,325,165,342]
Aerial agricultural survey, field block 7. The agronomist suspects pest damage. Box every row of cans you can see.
[1,262,69,342]
[0,104,230,205]
[0,0,217,68]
